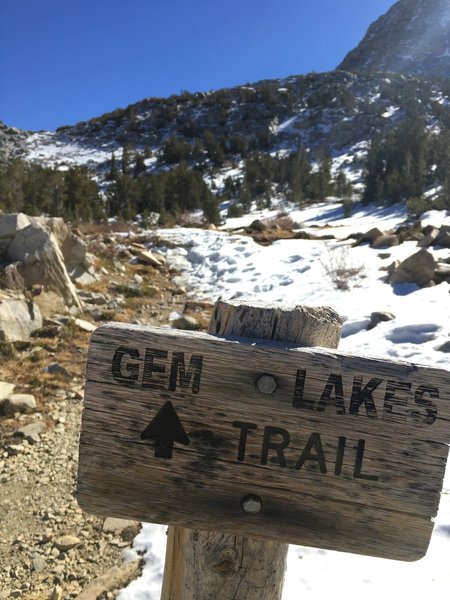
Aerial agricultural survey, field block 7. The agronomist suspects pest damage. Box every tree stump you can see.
[161,299,343,600]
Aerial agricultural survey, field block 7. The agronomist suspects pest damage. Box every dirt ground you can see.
[0,230,212,599]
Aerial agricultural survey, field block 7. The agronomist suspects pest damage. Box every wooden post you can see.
[161,299,343,600]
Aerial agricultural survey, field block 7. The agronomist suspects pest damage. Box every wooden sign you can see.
[77,322,450,561]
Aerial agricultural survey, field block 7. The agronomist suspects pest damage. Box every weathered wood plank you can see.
[84,323,450,444]
[161,301,343,600]
[77,320,450,562]
[162,528,287,600]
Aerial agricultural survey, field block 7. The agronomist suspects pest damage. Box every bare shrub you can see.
[320,244,366,290]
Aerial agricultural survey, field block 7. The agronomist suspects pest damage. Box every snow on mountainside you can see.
[3,71,450,192]
[338,0,450,79]
[2,1,450,194]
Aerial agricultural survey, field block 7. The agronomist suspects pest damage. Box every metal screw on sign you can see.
[256,374,278,394]
[242,494,262,514]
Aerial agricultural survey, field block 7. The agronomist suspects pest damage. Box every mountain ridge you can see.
[2,2,450,222]
[338,0,450,79]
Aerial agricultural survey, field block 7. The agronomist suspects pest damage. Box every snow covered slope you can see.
[117,201,450,600]
[1,71,447,195]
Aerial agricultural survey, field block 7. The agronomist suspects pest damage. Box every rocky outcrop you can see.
[0,292,42,342]
[338,0,450,79]
[419,225,450,249]
[42,218,97,284]
[0,214,97,311]
[7,223,82,309]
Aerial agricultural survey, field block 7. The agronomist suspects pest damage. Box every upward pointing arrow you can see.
[140,401,190,459]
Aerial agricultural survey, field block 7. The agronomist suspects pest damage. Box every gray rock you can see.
[102,517,140,541]
[367,311,395,331]
[370,235,399,249]
[49,586,63,600]
[43,363,70,377]
[418,227,439,248]
[53,535,80,552]
[359,227,384,244]
[248,219,267,233]
[0,381,15,403]
[42,217,91,280]
[0,213,31,240]
[4,444,23,456]
[0,293,42,342]
[73,270,97,285]
[74,318,96,332]
[77,561,139,600]
[14,422,45,444]
[435,262,450,283]
[435,227,450,249]
[2,393,36,416]
[6,223,82,309]
[171,314,201,331]
[33,290,67,318]
[32,555,48,573]
[131,248,166,268]
[388,249,437,287]
[0,262,25,291]
[78,291,109,305]
[437,341,450,353]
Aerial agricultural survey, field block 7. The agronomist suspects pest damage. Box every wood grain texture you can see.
[162,528,286,600]
[161,301,341,600]
[77,310,450,565]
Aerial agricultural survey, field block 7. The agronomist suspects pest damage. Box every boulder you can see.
[0,292,42,342]
[0,382,15,402]
[388,249,437,287]
[53,535,81,552]
[78,561,140,600]
[0,263,25,291]
[171,314,201,331]
[14,421,45,444]
[434,226,450,249]
[6,223,82,309]
[359,227,385,244]
[370,235,400,249]
[33,290,67,317]
[0,213,32,241]
[435,262,450,283]
[131,247,166,268]
[418,227,439,248]
[74,318,96,332]
[367,311,395,331]
[40,217,98,284]
[0,213,97,293]
[0,213,32,256]
[2,393,36,416]
[43,363,70,377]
[437,341,450,353]
[77,290,109,306]
[247,219,267,233]
[102,517,140,541]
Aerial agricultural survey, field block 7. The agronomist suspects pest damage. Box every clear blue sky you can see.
[0,0,396,132]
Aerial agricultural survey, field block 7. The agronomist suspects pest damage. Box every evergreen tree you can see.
[161,136,192,164]
[108,152,118,181]
[64,166,102,222]
[134,152,146,177]
[121,144,132,175]
[204,131,225,166]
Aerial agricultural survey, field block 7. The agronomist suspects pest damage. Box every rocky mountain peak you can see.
[338,0,450,79]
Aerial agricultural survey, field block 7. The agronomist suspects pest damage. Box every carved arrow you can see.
[140,401,190,459]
